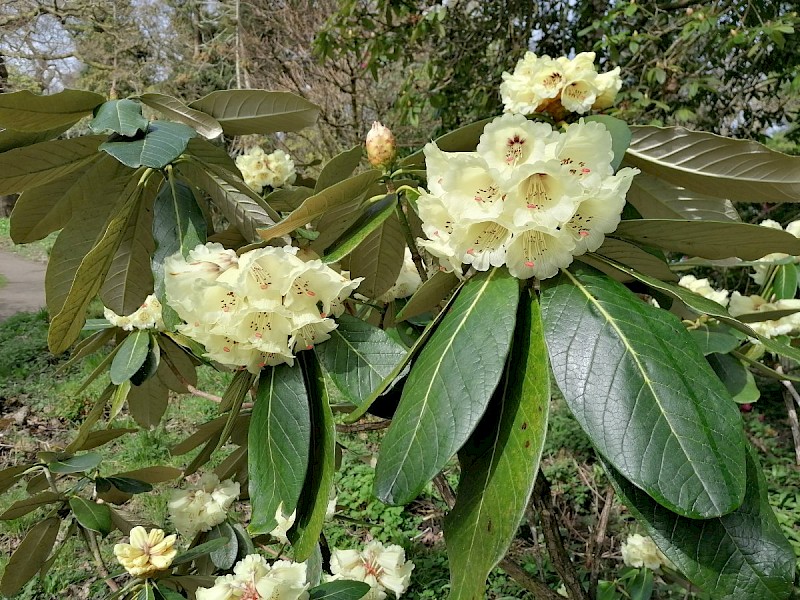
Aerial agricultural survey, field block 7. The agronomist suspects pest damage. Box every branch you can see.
[776,364,800,465]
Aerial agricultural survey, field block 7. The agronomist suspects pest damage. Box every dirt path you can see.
[0,249,46,321]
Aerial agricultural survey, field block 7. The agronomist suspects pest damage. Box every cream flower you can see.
[678,275,730,307]
[416,116,638,281]
[169,473,240,539]
[270,502,297,544]
[750,219,800,286]
[165,244,363,372]
[728,292,800,338]
[236,147,297,194]
[113,527,177,577]
[327,541,414,599]
[197,555,309,600]
[621,534,672,571]
[378,249,423,303]
[104,294,165,331]
[501,52,622,116]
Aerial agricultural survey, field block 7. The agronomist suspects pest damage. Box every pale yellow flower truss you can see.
[500,51,622,116]
[678,275,730,307]
[103,294,165,331]
[620,534,672,572]
[728,292,800,338]
[113,526,177,577]
[195,554,309,600]
[164,243,363,373]
[416,113,637,280]
[236,147,297,194]
[169,472,240,539]
[326,541,414,600]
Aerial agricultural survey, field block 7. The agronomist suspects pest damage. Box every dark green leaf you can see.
[257,171,381,240]
[130,335,161,386]
[607,449,795,600]
[127,368,169,429]
[771,264,798,300]
[308,580,372,600]
[689,323,745,355]
[110,330,151,385]
[0,491,62,520]
[340,211,405,299]
[315,145,363,192]
[112,466,182,484]
[189,90,320,136]
[138,93,223,139]
[444,290,550,599]
[626,172,741,222]
[248,365,311,535]
[0,136,105,195]
[69,497,112,535]
[151,176,206,302]
[139,582,155,600]
[99,121,197,169]
[584,115,630,171]
[0,89,104,132]
[289,353,336,560]
[613,220,800,260]
[155,586,187,600]
[375,268,519,505]
[590,238,676,282]
[0,465,31,495]
[49,452,103,474]
[105,477,153,494]
[395,270,459,322]
[171,538,230,566]
[0,517,60,596]
[315,314,408,408]
[0,124,73,153]
[207,522,239,570]
[540,265,746,518]
[707,353,760,404]
[322,195,396,264]
[90,99,149,136]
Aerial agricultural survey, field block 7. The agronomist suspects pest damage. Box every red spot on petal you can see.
[527,203,538,209]
[260,283,268,289]
[579,230,590,237]
[306,290,316,297]
[434,230,440,237]
[581,168,591,174]
[223,307,230,312]
[466,248,475,255]
[474,196,482,203]
[306,344,313,350]
[258,362,266,368]
[254,333,262,339]
[524,261,535,267]
[320,312,327,318]
[223,346,231,352]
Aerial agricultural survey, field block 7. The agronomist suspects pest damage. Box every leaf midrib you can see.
[561,268,721,511]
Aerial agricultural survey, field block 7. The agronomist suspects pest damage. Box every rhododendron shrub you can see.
[1,48,798,600]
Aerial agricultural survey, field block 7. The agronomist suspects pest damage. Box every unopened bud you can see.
[366,121,396,169]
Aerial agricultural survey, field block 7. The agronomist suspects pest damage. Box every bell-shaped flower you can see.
[678,275,730,308]
[104,294,165,332]
[290,311,339,352]
[592,67,622,110]
[501,160,582,230]
[556,120,615,182]
[500,53,565,115]
[328,541,414,599]
[198,554,309,600]
[113,527,177,577]
[378,249,423,302]
[476,113,555,177]
[505,228,577,280]
[169,473,240,539]
[236,147,296,193]
[439,155,506,222]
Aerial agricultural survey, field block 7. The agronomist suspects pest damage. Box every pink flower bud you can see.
[366,121,396,168]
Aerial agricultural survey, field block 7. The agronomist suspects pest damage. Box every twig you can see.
[433,473,457,509]
[588,487,615,598]
[335,421,390,434]
[531,474,589,600]
[185,384,224,404]
[498,558,565,600]
[776,365,800,465]
[81,526,119,592]
[395,198,429,283]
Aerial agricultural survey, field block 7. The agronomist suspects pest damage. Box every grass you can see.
[0,307,799,599]
[0,217,57,262]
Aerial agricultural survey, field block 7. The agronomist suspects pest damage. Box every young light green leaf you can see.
[189,90,320,136]
[340,211,405,299]
[540,265,746,518]
[257,171,381,240]
[69,497,113,535]
[375,268,519,505]
[315,314,408,407]
[626,125,800,203]
[0,89,104,132]
[315,145,363,192]
[138,93,223,139]
[613,219,800,260]
[248,365,311,535]
[308,581,372,600]
[444,290,550,600]
[289,354,336,560]
[707,353,760,404]
[0,517,61,596]
[100,121,197,169]
[89,99,149,137]
[607,450,795,600]
[0,135,105,195]
[110,330,151,385]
